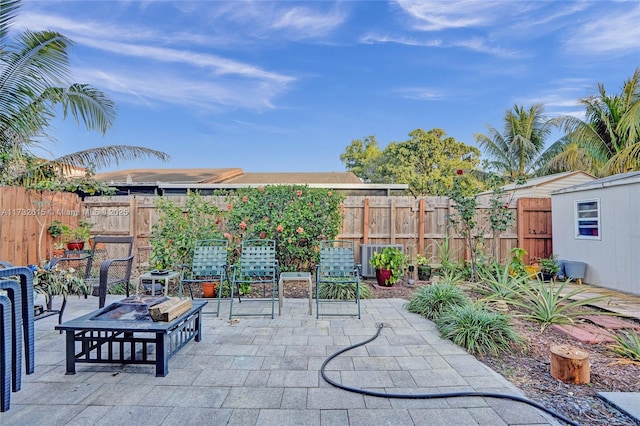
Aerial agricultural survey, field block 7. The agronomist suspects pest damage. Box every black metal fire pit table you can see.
[55,297,207,377]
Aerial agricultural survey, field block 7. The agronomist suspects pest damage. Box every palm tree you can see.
[475,104,553,180]
[0,0,168,187]
[548,68,640,176]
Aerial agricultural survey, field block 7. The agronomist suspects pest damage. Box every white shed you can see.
[551,171,640,295]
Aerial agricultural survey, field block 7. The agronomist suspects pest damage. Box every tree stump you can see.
[550,344,590,384]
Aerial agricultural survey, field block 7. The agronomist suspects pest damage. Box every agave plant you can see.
[609,330,640,362]
[507,278,611,330]
[473,261,530,304]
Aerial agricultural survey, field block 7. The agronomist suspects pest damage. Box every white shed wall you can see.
[552,183,640,295]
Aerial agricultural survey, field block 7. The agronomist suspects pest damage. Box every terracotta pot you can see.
[202,282,219,298]
[66,241,85,251]
[52,248,65,258]
[375,269,394,287]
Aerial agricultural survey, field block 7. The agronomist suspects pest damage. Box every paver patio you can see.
[0,294,562,425]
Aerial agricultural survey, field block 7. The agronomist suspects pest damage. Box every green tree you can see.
[547,68,640,176]
[0,0,168,189]
[341,128,481,195]
[475,104,553,180]
[339,136,383,182]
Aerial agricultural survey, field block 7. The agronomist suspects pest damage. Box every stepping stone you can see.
[598,392,640,422]
[580,315,640,331]
[551,323,616,344]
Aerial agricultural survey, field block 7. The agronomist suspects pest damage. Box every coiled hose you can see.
[320,323,579,426]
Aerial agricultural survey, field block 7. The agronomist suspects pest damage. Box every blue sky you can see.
[16,0,640,173]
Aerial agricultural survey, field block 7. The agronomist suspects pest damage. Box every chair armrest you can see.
[99,256,134,281]
[49,254,91,267]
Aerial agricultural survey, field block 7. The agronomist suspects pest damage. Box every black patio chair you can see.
[50,235,134,308]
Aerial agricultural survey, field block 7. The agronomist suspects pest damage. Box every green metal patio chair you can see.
[229,239,279,319]
[179,239,229,317]
[315,240,361,319]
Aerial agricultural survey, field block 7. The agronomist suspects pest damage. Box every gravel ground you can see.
[285,279,640,426]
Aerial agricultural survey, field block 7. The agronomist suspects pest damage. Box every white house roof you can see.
[551,171,640,195]
[477,171,596,198]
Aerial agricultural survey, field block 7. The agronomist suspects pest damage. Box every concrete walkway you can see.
[1,294,562,425]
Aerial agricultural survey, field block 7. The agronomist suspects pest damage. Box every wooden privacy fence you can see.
[0,187,83,266]
[1,188,553,269]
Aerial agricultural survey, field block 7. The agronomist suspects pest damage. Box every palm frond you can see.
[0,0,21,42]
[52,146,170,171]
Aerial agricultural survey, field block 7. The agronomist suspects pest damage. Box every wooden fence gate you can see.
[517,197,553,263]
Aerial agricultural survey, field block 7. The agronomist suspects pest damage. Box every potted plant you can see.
[369,246,407,287]
[32,263,90,313]
[539,255,560,281]
[48,221,69,256]
[62,219,92,251]
[416,254,432,281]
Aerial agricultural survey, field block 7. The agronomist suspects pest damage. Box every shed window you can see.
[575,199,600,239]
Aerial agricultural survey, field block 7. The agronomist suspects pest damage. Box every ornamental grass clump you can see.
[435,304,523,356]
[406,281,470,320]
[317,279,372,300]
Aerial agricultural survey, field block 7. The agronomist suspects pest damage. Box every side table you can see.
[278,272,312,316]
[138,271,180,296]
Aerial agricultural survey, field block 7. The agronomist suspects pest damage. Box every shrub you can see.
[317,280,372,300]
[435,304,523,356]
[609,330,640,362]
[225,185,343,272]
[150,192,224,270]
[405,282,470,320]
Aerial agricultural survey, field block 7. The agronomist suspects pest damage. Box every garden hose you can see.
[320,323,580,426]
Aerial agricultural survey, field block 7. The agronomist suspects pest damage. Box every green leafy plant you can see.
[317,279,372,300]
[61,219,92,243]
[437,267,465,286]
[369,246,407,285]
[435,304,524,356]
[433,235,458,274]
[506,278,612,330]
[33,264,90,301]
[539,255,560,278]
[405,281,470,320]
[609,330,640,362]
[508,247,528,277]
[150,192,224,270]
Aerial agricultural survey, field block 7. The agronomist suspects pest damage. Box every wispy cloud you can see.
[359,33,442,47]
[564,4,640,54]
[74,66,282,112]
[394,0,501,31]
[360,32,519,58]
[74,35,294,84]
[191,1,347,40]
[395,87,446,101]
